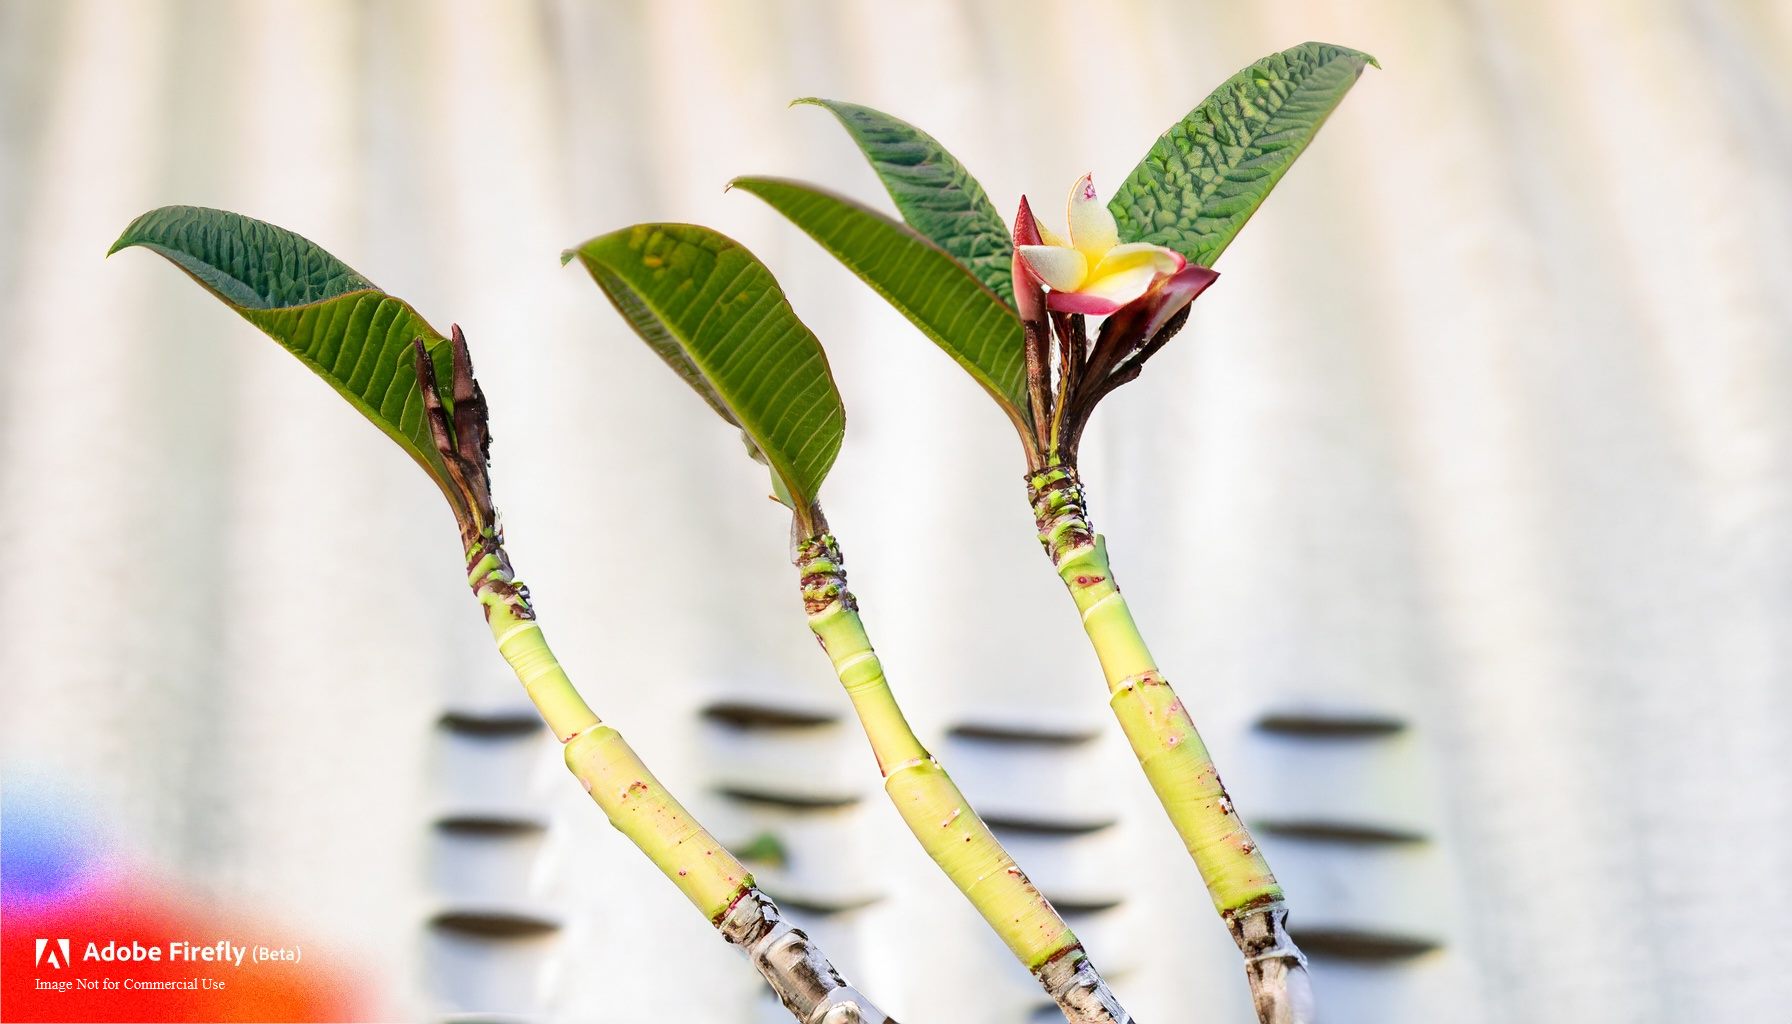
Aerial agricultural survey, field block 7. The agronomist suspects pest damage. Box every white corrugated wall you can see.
[3,1,1789,1021]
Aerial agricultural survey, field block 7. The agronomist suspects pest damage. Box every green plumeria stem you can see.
[468,531,891,1024]
[796,534,1131,1024]
[1027,468,1313,1024]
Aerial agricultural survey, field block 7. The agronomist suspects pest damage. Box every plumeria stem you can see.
[415,333,889,1023]
[471,533,891,1024]
[1026,468,1313,1024]
[797,534,1132,1024]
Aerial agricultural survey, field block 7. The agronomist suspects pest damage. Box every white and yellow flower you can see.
[1016,173,1187,315]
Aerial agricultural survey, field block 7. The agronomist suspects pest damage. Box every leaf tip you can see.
[559,247,579,267]
[789,96,824,110]
[727,175,768,197]
[107,211,153,258]
[1305,40,1380,70]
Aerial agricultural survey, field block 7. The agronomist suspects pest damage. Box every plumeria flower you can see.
[1016,173,1189,315]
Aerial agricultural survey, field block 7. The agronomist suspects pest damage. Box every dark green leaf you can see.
[566,224,844,517]
[730,176,1030,426]
[1108,42,1376,266]
[110,205,461,502]
[796,98,1014,304]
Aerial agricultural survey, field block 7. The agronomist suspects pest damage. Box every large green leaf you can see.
[796,98,1014,305]
[730,176,1029,423]
[1108,41,1376,266]
[110,205,460,500]
[566,223,844,514]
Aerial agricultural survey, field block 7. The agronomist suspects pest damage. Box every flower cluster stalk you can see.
[795,533,1130,1024]
[1029,467,1311,1024]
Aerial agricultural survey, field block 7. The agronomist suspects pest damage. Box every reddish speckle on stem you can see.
[1073,574,1106,587]
[1082,177,1098,200]
[678,868,688,877]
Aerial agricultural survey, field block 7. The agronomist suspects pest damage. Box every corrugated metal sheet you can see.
[3,1,1789,1020]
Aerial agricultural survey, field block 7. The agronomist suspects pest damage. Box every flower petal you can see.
[1066,173,1119,263]
[1091,241,1185,280]
[1047,289,1126,315]
[1036,220,1069,249]
[1076,261,1164,310]
[1017,245,1088,292]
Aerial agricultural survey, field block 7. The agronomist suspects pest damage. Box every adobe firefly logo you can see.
[34,938,72,969]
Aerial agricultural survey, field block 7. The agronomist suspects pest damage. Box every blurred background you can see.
[4,1,1791,1021]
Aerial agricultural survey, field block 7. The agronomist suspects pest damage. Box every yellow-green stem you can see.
[1028,468,1309,1024]
[1026,469,1280,913]
[1052,544,1281,913]
[485,599,598,741]
[481,600,748,915]
[468,536,889,1022]
[798,535,1129,1024]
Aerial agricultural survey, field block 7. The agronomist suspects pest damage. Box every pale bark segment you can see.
[799,534,1132,1023]
[1027,467,1311,1024]
[719,888,892,1024]
[1232,906,1313,1024]
[1038,947,1135,1024]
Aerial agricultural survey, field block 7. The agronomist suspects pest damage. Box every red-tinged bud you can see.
[1013,194,1043,247]
[1082,264,1219,390]
[1012,196,1050,328]
[1100,264,1217,345]
[1136,264,1219,340]
[1012,195,1053,440]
